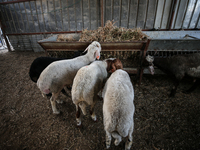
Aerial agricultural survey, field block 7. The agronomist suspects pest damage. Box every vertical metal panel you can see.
[83,0,89,29]
[34,1,42,32]
[187,0,197,28]
[81,0,84,29]
[112,0,120,27]
[137,0,148,28]
[90,0,97,30]
[145,0,157,29]
[73,0,77,30]
[88,0,91,29]
[189,0,199,28]
[135,0,139,27]
[12,3,21,33]
[195,11,200,28]
[58,0,63,31]
[127,0,131,28]
[68,0,75,31]
[120,0,129,28]
[143,0,149,29]
[8,4,17,33]
[29,1,39,32]
[173,0,188,29]
[128,0,138,28]
[154,0,165,29]
[181,0,189,29]
[182,0,196,29]
[153,0,158,28]
[61,0,69,31]
[53,0,60,31]
[75,0,82,30]
[161,0,172,29]
[119,0,122,27]
[105,0,111,24]
[2,5,13,33]
[46,0,56,31]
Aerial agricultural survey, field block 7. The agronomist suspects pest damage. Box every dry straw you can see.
[79,20,148,42]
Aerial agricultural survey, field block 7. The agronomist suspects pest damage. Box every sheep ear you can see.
[83,46,89,53]
[111,63,116,72]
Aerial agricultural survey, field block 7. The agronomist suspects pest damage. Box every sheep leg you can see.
[90,96,97,121]
[105,131,112,149]
[111,132,122,146]
[76,105,82,126]
[50,92,60,114]
[182,79,200,94]
[125,124,134,150]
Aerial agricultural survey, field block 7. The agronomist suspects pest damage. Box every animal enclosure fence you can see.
[0,0,199,52]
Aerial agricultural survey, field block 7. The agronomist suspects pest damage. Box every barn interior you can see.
[0,0,200,149]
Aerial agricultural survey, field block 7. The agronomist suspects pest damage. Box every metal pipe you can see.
[6,31,82,35]
[0,0,36,5]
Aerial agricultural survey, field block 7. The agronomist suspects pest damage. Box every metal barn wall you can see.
[0,0,199,52]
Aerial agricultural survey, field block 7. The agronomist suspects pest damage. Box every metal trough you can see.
[143,31,200,74]
[38,34,150,80]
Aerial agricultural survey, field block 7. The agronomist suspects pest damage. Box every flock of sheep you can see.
[29,41,134,150]
[29,41,200,150]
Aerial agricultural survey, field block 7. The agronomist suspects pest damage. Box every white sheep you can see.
[37,41,101,114]
[71,58,123,126]
[102,69,135,150]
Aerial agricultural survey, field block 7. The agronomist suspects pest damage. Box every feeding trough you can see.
[38,33,150,83]
[143,30,200,74]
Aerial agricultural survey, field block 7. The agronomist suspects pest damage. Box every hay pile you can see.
[57,34,80,42]
[79,20,148,42]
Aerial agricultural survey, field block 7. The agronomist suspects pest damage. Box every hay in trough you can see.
[79,20,148,42]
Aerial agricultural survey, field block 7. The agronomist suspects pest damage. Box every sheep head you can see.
[84,41,101,60]
[106,58,123,72]
[146,55,155,75]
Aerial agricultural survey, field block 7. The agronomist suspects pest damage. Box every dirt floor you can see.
[0,50,200,150]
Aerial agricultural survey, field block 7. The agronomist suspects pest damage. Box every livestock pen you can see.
[0,0,200,149]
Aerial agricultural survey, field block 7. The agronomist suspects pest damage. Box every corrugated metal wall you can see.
[0,0,199,52]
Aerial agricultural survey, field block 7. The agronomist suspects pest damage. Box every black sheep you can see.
[145,53,200,97]
[29,51,84,97]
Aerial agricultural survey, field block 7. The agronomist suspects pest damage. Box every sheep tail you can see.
[78,101,87,115]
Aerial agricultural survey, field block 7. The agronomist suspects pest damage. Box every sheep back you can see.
[103,69,134,137]
[37,56,91,94]
[72,61,108,106]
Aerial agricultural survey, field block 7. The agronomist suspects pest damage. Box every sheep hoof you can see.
[106,144,110,149]
[91,115,97,122]
[53,110,60,115]
[114,140,120,146]
[76,122,83,128]
[56,99,63,104]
